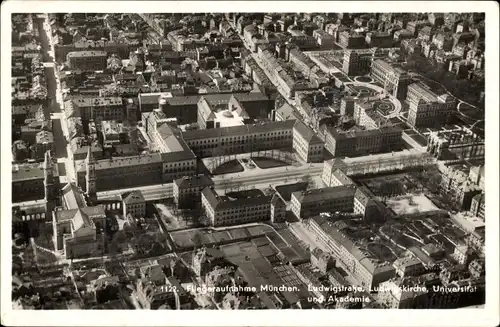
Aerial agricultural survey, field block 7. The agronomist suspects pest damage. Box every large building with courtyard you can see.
[406,82,456,128]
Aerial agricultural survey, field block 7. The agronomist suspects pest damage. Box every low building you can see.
[173,175,214,209]
[290,185,357,219]
[201,187,272,226]
[121,190,146,219]
[52,206,107,259]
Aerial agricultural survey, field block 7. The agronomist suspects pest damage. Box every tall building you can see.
[371,59,410,100]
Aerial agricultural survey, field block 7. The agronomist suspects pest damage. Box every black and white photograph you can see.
[1,1,498,326]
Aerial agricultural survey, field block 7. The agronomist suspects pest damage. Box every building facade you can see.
[406,82,456,128]
[325,127,403,158]
[290,185,357,219]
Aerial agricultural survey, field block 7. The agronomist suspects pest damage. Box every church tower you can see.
[85,147,97,203]
[43,151,55,216]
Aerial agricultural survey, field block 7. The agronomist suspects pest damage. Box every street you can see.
[36,14,76,184]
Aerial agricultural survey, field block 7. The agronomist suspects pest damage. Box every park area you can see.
[251,157,289,169]
[213,160,244,175]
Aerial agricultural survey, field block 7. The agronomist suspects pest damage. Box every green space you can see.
[213,160,244,175]
[251,157,289,169]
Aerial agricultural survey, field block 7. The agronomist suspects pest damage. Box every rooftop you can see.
[293,120,323,144]
[202,187,272,211]
[54,205,106,224]
[72,96,123,108]
[12,164,45,181]
[61,183,86,210]
[67,50,107,58]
